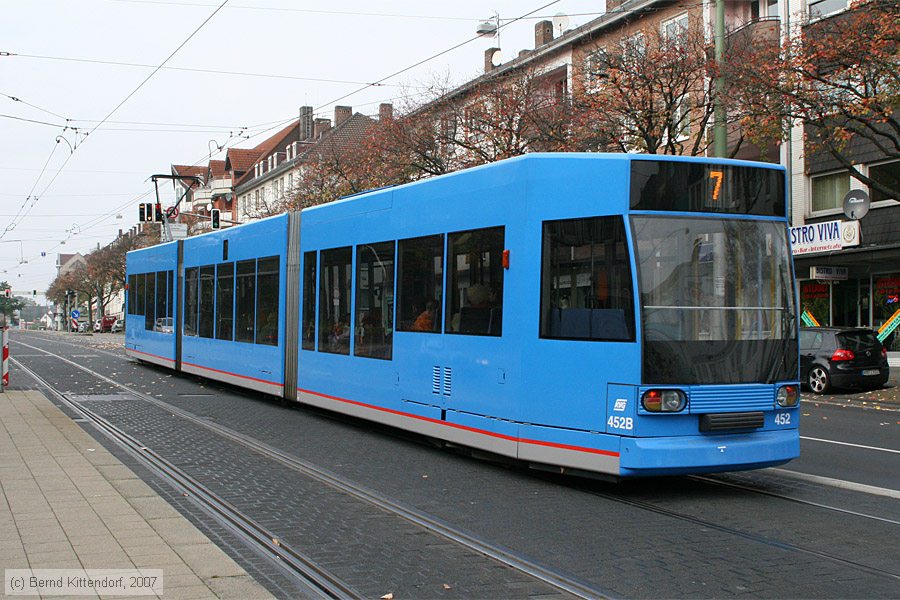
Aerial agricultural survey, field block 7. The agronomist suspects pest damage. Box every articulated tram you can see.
[126,153,800,477]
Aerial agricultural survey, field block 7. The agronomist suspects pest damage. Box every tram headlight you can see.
[776,385,799,408]
[641,389,686,412]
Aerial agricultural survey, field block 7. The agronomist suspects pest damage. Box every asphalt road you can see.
[7,330,900,599]
[788,399,900,490]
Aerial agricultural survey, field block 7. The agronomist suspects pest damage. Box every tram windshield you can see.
[631,216,797,384]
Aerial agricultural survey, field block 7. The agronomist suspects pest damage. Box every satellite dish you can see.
[552,13,570,35]
[491,49,503,67]
[842,189,870,220]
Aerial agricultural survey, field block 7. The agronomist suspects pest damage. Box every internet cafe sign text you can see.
[789,219,860,256]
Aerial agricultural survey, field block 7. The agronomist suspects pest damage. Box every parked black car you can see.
[800,327,890,394]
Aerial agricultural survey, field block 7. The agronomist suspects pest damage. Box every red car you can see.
[94,315,118,333]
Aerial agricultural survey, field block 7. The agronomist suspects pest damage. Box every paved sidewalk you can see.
[0,390,272,599]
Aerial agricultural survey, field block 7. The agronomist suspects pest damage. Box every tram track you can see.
[11,338,610,600]
[11,356,363,600]
[579,483,900,583]
[12,334,900,592]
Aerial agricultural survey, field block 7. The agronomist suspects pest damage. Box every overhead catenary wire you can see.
[6,0,663,276]
[1,1,229,268]
[6,53,420,89]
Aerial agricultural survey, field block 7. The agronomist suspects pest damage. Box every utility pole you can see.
[713,0,727,157]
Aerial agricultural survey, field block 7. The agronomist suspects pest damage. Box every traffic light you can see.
[155,203,163,222]
[139,202,155,222]
[211,209,221,229]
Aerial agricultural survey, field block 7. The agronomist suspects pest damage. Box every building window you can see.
[540,216,635,341]
[809,0,848,19]
[319,247,352,355]
[354,242,395,359]
[869,160,900,202]
[810,171,850,213]
[397,235,444,333]
[254,190,260,210]
[662,13,689,42]
[446,227,504,336]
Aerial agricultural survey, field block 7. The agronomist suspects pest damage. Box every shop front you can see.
[792,215,900,365]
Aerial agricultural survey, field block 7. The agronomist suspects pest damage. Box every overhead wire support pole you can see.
[713,0,727,158]
[151,174,201,242]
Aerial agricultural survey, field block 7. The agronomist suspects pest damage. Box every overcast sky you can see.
[1,0,602,298]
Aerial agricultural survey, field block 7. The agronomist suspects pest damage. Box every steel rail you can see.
[579,485,900,583]
[12,337,611,600]
[11,355,363,600]
[689,474,900,525]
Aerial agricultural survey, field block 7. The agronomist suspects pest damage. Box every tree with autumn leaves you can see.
[45,230,151,322]
[729,0,899,198]
[277,0,896,208]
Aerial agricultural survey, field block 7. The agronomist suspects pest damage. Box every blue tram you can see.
[126,153,800,477]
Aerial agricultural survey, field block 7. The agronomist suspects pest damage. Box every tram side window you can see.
[135,273,145,318]
[144,271,156,332]
[319,248,352,355]
[355,241,395,359]
[167,270,174,319]
[446,227,504,336]
[540,216,635,341]
[216,262,234,341]
[397,235,444,333]
[155,270,171,334]
[198,265,215,338]
[128,274,136,314]
[302,251,317,350]
[184,267,199,336]
[255,256,279,346]
[235,259,256,343]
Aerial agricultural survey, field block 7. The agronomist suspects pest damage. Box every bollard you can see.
[1,314,7,391]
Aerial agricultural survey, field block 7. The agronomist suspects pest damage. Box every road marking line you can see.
[801,435,900,455]
[769,468,900,501]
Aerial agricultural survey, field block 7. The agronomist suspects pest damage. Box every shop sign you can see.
[789,220,860,256]
[810,266,848,281]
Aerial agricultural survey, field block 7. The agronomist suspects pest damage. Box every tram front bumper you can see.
[617,429,800,477]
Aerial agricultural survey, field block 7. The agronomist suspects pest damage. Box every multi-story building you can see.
[234,105,378,221]
[780,0,899,362]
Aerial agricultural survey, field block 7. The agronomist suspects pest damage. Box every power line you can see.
[215,0,565,158]
[314,0,564,114]
[0,0,229,246]
[105,0,479,21]
[6,52,419,89]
